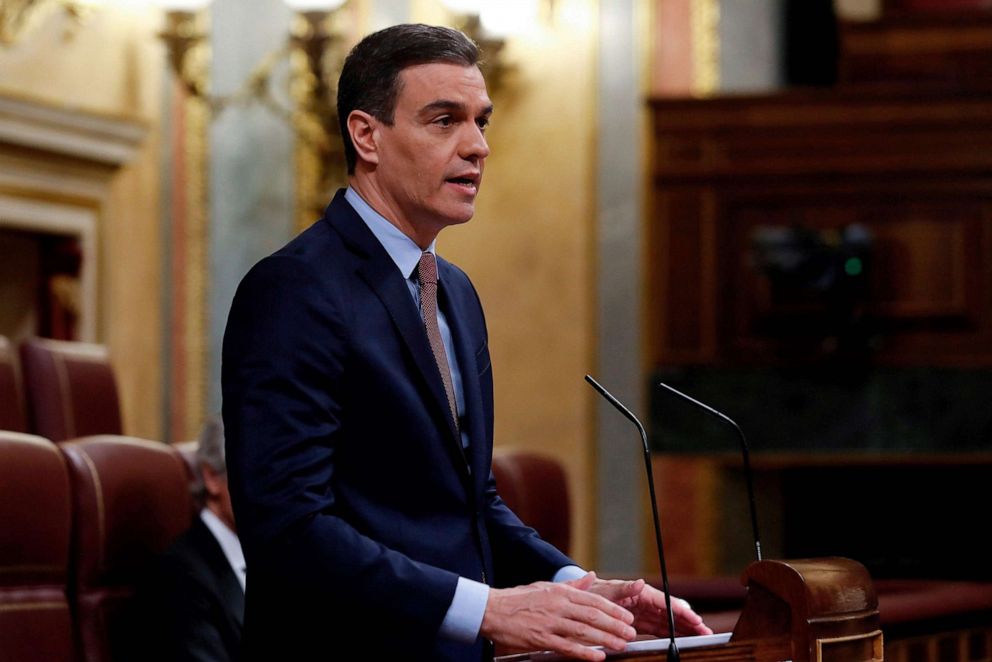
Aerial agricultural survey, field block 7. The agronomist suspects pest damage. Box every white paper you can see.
[528,632,733,660]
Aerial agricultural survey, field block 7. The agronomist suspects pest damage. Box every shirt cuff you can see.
[553,565,587,583]
[439,577,490,644]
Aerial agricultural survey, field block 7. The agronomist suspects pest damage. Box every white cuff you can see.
[553,565,587,583]
[438,576,490,644]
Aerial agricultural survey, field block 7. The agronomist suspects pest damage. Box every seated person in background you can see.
[145,416,245,662]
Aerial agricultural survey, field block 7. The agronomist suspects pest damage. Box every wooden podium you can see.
[498,558,883,662]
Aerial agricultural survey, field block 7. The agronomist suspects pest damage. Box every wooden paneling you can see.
[841,10,992,88]
[654,452,992,579]
[647,88,992,367]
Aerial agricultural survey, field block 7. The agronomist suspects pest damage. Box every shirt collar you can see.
[345,186,438,281]
[200,508,246,592]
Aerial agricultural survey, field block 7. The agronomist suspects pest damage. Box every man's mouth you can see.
[446,173,480,191]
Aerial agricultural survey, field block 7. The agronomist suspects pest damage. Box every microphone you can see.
[585,375,680,662]
[657,382,762,562]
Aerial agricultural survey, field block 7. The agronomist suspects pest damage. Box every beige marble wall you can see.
[0,7,165,440]
[413,0,600,567]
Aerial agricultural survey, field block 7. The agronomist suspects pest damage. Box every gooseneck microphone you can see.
[585,375,680,662]
[657,382,762,562]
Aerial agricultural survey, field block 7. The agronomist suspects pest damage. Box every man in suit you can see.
[145,417,245,661]
[222,23,710,662]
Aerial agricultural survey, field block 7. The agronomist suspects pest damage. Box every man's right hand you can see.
[479,573,636,662]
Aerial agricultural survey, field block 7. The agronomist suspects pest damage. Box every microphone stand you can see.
[657,382,762,562]
[585,375,680,662]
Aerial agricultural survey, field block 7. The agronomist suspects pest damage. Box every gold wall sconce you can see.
[156,0,351,212]
[154,0,562,219]
[439,0,556,90]
[440,0,511,91]
[0,0,96,45]
[156,0,535,211]
[0,0,349,211]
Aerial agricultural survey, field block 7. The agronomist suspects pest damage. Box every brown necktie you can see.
[417,252,459,432]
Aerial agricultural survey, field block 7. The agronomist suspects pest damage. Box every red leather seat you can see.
[0,336,28,432]
[60,435,193,662]
[492,449,572,556]
[20,338,122,442]
[0,431,75,662]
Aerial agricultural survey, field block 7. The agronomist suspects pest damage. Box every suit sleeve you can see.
[482,471,576,588]
[450,274,576,588]
[221,255,458,641]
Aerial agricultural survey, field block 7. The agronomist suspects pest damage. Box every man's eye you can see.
[435,116,454,127]
[477,118,490,132]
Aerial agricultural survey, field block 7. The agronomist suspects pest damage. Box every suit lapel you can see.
[438,264,490,494]
[324,192,467,478]
[190,518,245,631]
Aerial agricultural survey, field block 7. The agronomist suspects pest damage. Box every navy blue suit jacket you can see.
[222,191,573,661]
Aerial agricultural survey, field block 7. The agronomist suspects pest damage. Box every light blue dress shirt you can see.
[344,187,583,643]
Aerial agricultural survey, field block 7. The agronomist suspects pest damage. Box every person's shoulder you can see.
[244,193,359,279]
[236,222,349,301]
[265,220,344,273]
[158,520,214,571]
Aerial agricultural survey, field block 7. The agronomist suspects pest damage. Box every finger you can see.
[553,619,631,652]
[629,583,667,609]
[557,602,637,644]
[632,613,668,637]
[678,614,714,636]
[671,598,714,634]
[543,634,607,662]
[673,597,698,618]
[593,578,645,603]
[564,572,597,591]
[561,586,636,624]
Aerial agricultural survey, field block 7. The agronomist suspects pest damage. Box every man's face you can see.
[372,62,492,238]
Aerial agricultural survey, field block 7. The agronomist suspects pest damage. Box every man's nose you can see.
[462,124,490,161]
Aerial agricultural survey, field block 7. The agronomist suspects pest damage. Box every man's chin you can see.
[439,205,476,227]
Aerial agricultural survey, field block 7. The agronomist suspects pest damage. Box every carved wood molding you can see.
[647,88,992,367]
[0,91,146,167]
[0,91,147,344]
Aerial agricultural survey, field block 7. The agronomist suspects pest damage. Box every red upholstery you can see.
[60,435,193,662]
[0,431,75,662]
[492,449,572,556]
[0,336,28,432]
[20,338,122,442]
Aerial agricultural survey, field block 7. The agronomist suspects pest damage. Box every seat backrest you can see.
[19,338,123,442]
[0,335,29,432]
[491,449,572,556]
[60,435,193,662]
[0,431,75,662]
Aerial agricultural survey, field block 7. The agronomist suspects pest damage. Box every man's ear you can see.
[201,463,225,499]
[347,110,380,167]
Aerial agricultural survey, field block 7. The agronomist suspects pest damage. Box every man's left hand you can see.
[566,572,714,638]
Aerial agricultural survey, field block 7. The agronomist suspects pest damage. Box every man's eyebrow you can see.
[419,100,494,117]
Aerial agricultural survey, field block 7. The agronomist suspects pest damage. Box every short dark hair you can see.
[337,24,480,174]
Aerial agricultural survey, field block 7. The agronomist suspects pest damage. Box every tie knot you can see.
[418,252,438,286]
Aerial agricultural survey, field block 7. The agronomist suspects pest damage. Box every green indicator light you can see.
[845,257,863,277]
